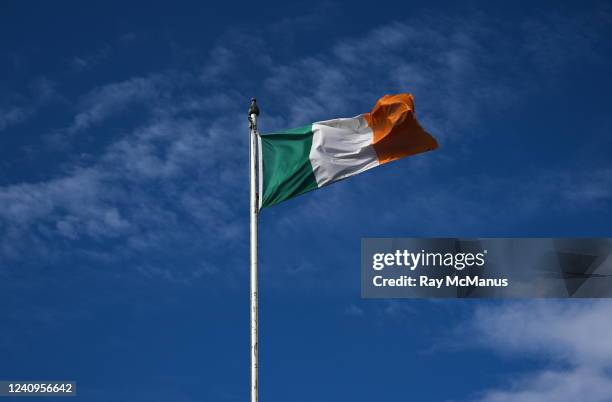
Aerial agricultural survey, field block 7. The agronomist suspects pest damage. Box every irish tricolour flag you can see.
[258,93,438,208]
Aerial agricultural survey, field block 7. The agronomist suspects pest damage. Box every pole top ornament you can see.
[248,97,260,116]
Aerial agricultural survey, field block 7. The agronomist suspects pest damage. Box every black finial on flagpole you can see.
[248,97,260,116]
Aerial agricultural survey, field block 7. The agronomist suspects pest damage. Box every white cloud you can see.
[70,46,111,71]
[262,17,518,138]
[475,367,612,402]
[68,75,162,132]
[468,302,612,402]
[0,77,57,132]
[0,72,248,268]
[0,106,28,131]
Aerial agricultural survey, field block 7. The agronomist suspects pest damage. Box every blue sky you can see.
[1,1,612,401]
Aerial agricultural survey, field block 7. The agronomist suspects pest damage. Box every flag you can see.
[258,93,438,208]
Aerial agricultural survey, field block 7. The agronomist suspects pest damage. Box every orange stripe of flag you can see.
[363,93,438,164]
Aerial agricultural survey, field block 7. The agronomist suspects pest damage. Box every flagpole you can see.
[248,97,260,402]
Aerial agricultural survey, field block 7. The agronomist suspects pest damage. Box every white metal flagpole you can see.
[248,97,260,402]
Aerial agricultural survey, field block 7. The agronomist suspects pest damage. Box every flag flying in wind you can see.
[257,93,438,208]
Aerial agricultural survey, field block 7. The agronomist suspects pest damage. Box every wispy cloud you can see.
[67,75,162,132]
[70,46,111,71]
[467,301,612,402]
[0,70,248,273]
[0,106,28,131]
[69,32,141,72]
[0,77,57,132]
[257,8,610,141]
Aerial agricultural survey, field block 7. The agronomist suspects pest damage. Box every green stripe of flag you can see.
[259,124,318,208]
